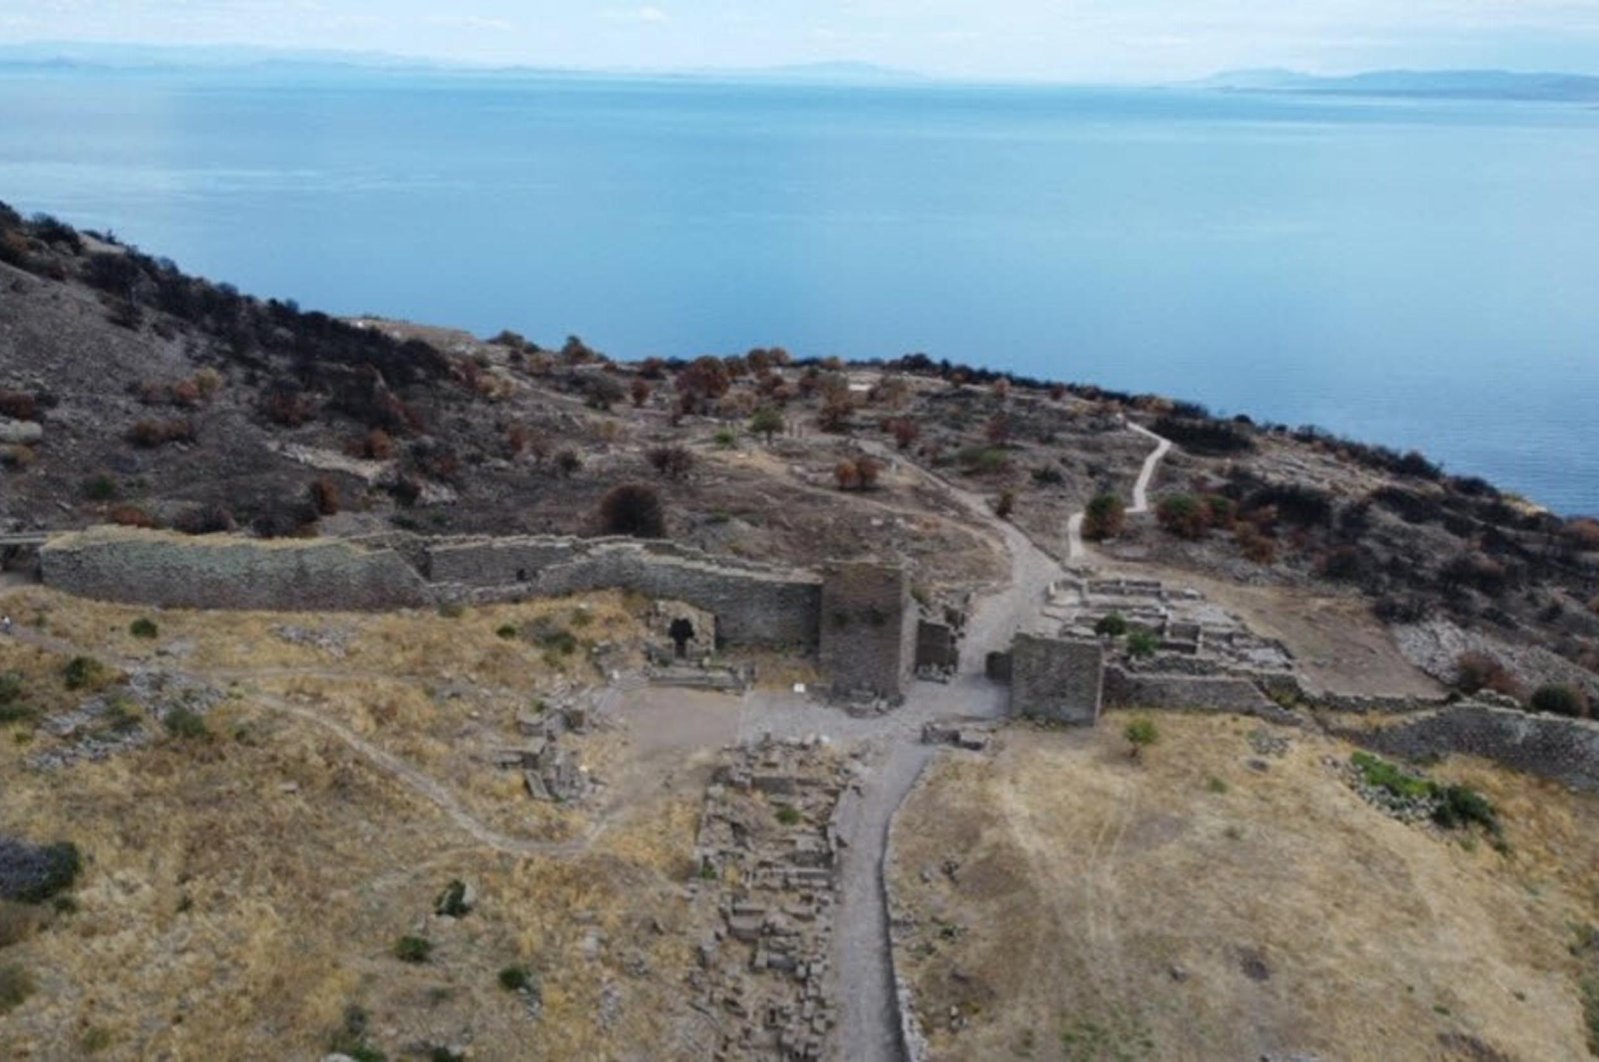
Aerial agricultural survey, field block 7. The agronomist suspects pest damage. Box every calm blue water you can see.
[2,70,1596,513]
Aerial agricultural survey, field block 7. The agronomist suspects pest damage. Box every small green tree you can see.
[1094,613,1128,638]
[1124,718,1159,761]
[1083,493,1126,541]
[1126,629,1159,658]
[1530,683,1589,718]
[749,407,785,443]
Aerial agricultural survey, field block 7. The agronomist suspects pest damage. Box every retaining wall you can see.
[1102,666,1276,715]
[1343,704,1599,793]
[39,528,429,611]
[38,528,824,647]
[1012,635,1103,724]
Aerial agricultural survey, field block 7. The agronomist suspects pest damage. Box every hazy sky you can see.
[3,0,1599,80]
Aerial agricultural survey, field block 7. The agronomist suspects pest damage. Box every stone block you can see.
[1011,634,1102,725]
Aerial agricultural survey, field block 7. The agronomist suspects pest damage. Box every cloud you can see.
[424,14,514,33]
[602,6,670,25]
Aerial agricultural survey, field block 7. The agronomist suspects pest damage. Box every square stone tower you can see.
[1011,633,1103,725]
[819,561,915,704]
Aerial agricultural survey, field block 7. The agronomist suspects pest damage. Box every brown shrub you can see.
[171,378,202,407]
[358,429,395,461]
[1235,526,1277,565]
[309,477,341,516]
[855,456,881,490]
[647,445,695,481]
[0,446,33,471]
[834,460,861,491]
[1455,650,1520,697]
[994,490,1016,520]
[1156,495,1210,540]
[173,505,235,535]
[1566,518,1599,552]
[0,390,38,421]
[630,378,651,407]
[193,367,224,400]
[126,418,196,448]
[818,397,853,434]
[263,388,316,428]
[889,418,920,451]
[107,504,157,528]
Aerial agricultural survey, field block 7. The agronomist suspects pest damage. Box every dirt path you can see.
[0,620,614,858]
[813,443,1070,1061]
[1066,421,1172,562]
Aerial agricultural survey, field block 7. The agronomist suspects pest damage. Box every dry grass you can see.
[0,589,711,1059]
[890,713,1599,1061]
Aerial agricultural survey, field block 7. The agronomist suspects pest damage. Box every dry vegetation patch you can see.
[0,589,716,1058]
[889,714,1599,1061]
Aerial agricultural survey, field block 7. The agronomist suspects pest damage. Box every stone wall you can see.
[914,620,959,674]
[1344,704,1599,793]
[818,562,915,703]
[1102,666,1275,715]
[1010,635,1103,725]
[39,528,429,611]
[37,528,821,647]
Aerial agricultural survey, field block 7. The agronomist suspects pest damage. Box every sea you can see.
[1,69,1596,513]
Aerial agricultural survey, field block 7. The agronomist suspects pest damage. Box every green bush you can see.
[5,841,81,904]
[0,672,27,724]
[1094,613,1128,638]
[0,962,34,1013]
[1156,494,1210,540]
[1530,684,1589,718]
[162,708,210,741]
[61,656,104,691]
[713,428,737,449]
[81,474,118,501]
[1351,751,1432,800]
[436,602,466,619]
[1124,718,1159,752]
[1083,493,1126,541]
[394,935,432,964]
[776,805,802,826]
[129,618,159,639]
[1126,630,1159,658]
[495,624,519,640]
[435,880,471,918]
[1432,784,1499,834]
[498,965,533,992]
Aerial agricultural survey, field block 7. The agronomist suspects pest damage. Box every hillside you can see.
[5,203,1599,1059]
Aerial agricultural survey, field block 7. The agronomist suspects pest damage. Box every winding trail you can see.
[0,617,612,858]
[1067,420,1173,562]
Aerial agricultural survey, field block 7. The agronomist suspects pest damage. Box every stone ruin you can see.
[818,561,917,706]
[1008,569,1301,722]
[484,699,596,804]
[689,737,849,1060]
[39,528,924,705]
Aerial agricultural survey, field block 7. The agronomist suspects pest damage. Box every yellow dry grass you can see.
[0,589,709,1060]
[889,712,1599,1061]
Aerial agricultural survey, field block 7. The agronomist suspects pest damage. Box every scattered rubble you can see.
[689,737,849,1060]
[29,669,226,769]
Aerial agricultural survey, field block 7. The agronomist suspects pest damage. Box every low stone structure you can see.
[1009,634,1103,724]
[690,738,848,1060]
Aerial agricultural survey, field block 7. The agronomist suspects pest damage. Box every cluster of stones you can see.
[30,669,225,769]
[1043,569,1295,673]
[487,701,594,803]
[689,737,849,1060]
[1333,756,1443,825]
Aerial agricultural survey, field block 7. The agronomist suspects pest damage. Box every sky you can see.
[3,0,1599,81]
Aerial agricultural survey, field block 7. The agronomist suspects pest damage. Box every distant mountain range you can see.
[1195,68,1599,102]
[0,43,918,84]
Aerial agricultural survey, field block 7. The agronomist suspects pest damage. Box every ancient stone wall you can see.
[1010,634,1103,724]
[818,562,914,702]
[38,528,822,647]
[914,620,959,675]
[1102,666,1274,715]
[39,528,429,611]
[1344,704,1599,793]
